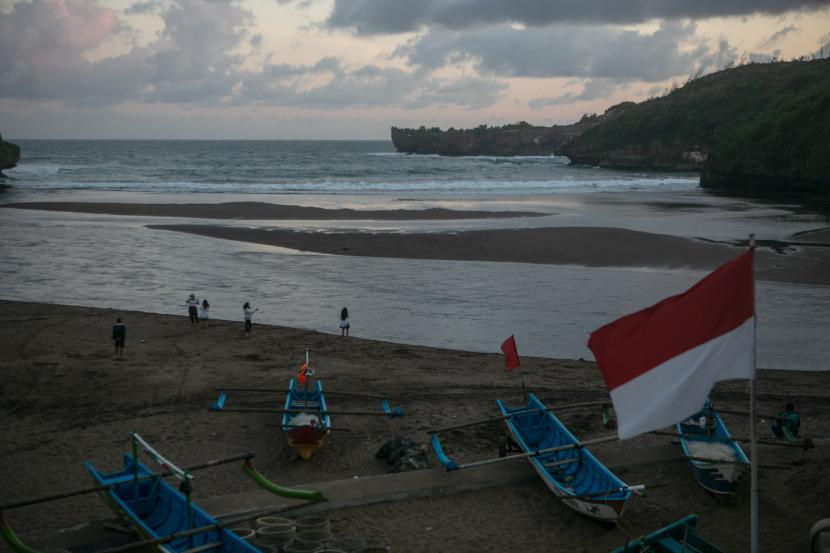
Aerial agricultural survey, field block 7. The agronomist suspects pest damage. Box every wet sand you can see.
[0,201,544,220]
[149,224,830,286]
[1,301,828,553]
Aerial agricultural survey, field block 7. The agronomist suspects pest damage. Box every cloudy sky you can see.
[1,0,829,139]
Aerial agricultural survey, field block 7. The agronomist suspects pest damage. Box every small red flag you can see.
[501,335,520,372]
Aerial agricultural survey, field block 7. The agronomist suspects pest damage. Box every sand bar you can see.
[0,201,544,220]
[149,224,830,285]
[1,301,828,553]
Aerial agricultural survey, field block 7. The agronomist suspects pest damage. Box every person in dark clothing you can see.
[113,317,126,359]
[339,307,350,337]
[186,293,199,325]
[243,302,255,332]
[771,402,800,439]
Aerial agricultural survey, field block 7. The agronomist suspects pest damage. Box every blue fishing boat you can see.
[610,514,724,552]
[496,393,632,522]
[282,378,332,460]
[85,454,259,553]
[677,401,750,495]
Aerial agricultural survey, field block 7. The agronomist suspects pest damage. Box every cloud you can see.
[529,79,617,110]
[124,0,161,15]
[758,25,799,49]
[144,0,253,102]
[395,21,726,82]
[0,0,146,102]
[0,0,253,105]
[238,57,506,109]
[747,49,783,63]
[325,0,830,35]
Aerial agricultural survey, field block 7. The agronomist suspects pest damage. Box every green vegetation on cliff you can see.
[0,133,22,174]
[563,58,830,196]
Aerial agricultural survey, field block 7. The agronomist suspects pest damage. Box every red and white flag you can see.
[501,335,521,372]
[588,249,755,440]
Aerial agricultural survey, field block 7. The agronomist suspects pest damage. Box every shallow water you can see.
[1,208,827,371]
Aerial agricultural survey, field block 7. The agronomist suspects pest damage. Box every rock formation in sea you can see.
[0,133,21,175]
[390,110,622,157]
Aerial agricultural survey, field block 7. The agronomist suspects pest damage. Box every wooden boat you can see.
[677,401,750,495]
[496,393,631,522]
[609,514,724,552]
[282,378,331,460]
[85,454,259,553]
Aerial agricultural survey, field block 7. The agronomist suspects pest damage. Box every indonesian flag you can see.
[501,335,521,372]
[588,249,755,440]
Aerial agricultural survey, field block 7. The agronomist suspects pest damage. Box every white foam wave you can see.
[5,163,64,177]
[11,176,699,194]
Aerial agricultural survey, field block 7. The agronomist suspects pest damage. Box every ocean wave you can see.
[8,176,700,194]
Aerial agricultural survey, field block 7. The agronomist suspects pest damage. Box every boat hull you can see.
[678,402,750,495]
[287,425,327,460]
[498,394,630,522]
[505,423,628,521]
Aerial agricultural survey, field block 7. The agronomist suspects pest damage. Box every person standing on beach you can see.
[243,302,255,333]
[339,307,350,337]
[186,293,199,325]
[112,317,126,359]
[200,299,210,327]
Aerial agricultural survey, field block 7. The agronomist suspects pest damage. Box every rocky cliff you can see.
[391,115,609,156]
[0,133,21,175]
[563,58,830,197]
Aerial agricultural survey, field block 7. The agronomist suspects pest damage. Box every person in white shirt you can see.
[243,302,255,332]
[186,294,200,325]
[200,299,210,327]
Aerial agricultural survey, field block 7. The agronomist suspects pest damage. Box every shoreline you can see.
[148,223,830,286]
[1,300,828,553]
[0,201,545,220]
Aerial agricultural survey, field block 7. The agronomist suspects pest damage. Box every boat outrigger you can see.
[211,350,403,460]
[0,432,324,553]
[429,394,636,522]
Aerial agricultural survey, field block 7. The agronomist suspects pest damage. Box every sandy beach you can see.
[1,300,828,553]
[149,223,830,286]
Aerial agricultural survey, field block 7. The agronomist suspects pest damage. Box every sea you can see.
[1,139,828,371]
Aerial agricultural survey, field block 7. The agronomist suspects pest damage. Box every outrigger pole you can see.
[432,434,618,471]
[648,429,815,450]
[426,400,611,435]
[217,407,404,417]
[91,499,323,553]
[0,452,254,511]
[215,388,397,401]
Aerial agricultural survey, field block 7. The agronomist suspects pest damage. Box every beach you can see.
[1,300,828,553]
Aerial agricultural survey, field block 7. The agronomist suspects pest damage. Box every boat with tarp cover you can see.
[497,393,632,521]
[677,400,749,495]
[609,514,724,552]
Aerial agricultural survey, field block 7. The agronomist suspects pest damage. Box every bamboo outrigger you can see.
[211,349,403,460]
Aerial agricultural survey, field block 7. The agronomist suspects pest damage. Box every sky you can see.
[1,0,829,139]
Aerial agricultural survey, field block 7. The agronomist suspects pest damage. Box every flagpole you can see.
[749,233,758,553]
